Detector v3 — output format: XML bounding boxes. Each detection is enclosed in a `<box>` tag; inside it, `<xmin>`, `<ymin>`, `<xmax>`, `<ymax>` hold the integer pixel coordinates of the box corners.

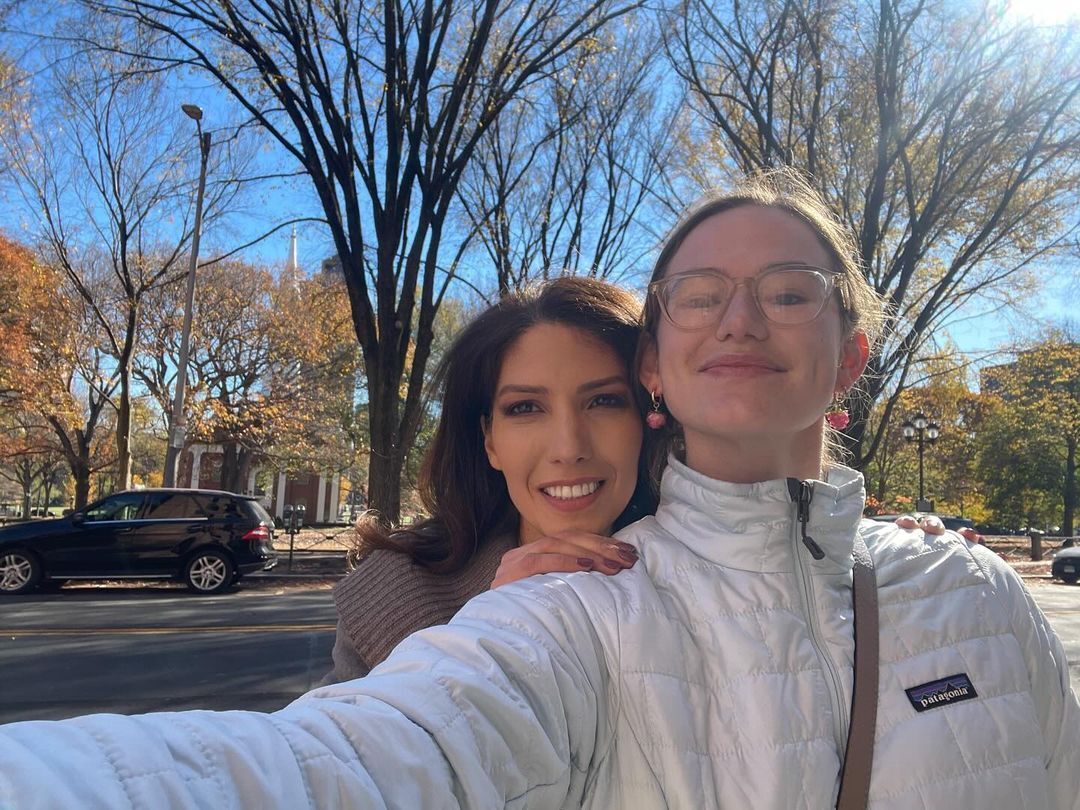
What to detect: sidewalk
<box><xmin>246</xmin><ymin>550</ymin><xmax>349</xmax><ymax>584</ymax></box>
<box><xmin>246</xmin><ymin>544</ymin><xmax>1064</xmax><ymax>585</ymax></box>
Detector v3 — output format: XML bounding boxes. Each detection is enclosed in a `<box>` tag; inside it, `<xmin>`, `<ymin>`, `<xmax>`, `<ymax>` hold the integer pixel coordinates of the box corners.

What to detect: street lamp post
<box><xmin>163</xmin><ymin>104</ymin><xmax>211</xmax><ymax>488</ymax></box>
<box><xmin>902</xmin><ymin>412</ymin><xmax>940</xmax><ymax>512</ymax></box>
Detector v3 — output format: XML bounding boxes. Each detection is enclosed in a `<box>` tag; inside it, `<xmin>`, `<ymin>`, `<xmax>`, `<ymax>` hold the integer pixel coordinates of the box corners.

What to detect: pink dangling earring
<box><xmin>825</xmin><ymin>391</ymin><xmax>850</xmax><ymax>429</ymax></box>
<box><xmin>646</xmin><ymin>390</ymin><xmax>667</xmax><ymax>429</ymax></box>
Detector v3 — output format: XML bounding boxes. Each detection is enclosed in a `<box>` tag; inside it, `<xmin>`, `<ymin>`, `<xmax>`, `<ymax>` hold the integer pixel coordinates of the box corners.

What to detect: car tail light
<box><xmin>242</xmin><ymin>525</ymin><xmax>270</xmax><ymax>550</ymax></box>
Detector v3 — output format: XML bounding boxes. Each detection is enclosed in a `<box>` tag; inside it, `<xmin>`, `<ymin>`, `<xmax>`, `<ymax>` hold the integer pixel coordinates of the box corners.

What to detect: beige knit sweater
<box><xmin>322</xmin><ymin>534</ymin><xmax>515</xmax><ymax>683</ymax></box>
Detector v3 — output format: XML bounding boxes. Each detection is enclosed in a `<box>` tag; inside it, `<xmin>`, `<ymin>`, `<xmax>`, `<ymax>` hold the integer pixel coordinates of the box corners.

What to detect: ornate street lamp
<box><xmin>902</xmin><ymin>412</ymin><xmax>940</xmax><ymax>511</ymax></box>
<box><xmin>163</xmin><ymin>104</ymin><xmax>211</xmax><ymax>487</ymax></box>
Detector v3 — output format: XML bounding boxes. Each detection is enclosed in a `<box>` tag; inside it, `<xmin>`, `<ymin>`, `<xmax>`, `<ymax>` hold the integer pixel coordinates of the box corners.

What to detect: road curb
<box><xmin>246</xmin><ymin>572</ymin><xmax>345</xmax><ymax>583</ymax></box>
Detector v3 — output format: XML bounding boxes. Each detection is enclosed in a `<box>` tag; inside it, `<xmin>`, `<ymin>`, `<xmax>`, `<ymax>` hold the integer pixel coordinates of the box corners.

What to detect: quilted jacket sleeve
<box><xmin>968</xmin><ymin>543</ymin><xmax>1080</xmax><ymax>810</ymax></box>
<box><xmin>0</xmin><ymin>575</ymin><xmax>611</xmax><ymax>810</ymax></box>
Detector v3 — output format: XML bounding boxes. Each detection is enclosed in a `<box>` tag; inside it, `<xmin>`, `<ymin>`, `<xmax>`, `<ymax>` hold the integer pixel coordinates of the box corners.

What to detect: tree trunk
<box><xmin>1064</xmin><ymin>435</ymin><xmax>1076</xmax><ymax>538</ymax></box>
<box><xmin>220</xmin><ymin>443</ymin><xmax>238</xmax><ymax>493</ymax></box>
<box><xmin>116</xmin><ymin>375</ymin><xmax>132</xmax><ymax>490</ymax></box>
<box><xmin>219</xmin><ymin>443</ymin><xmax>252</xmax><ymax>494</ymax></box>
<box><xmin>236</xmin><ymin>448</ymin><xmax>253</xmax><ymax>494</ymax></box>
<box><xmin>73</xmin><ymin>468</ymin><xmax>91</xmax><ymax>509</ymax></box>
<box><xmin>115</xmin><ymin>311</ymin><xmax>136</xmax><ymax>490</ymax></box>
<box><xmin>21</xmin><ymin>485</ymin><xmax>32</xmax><ymax>520</ymax></box>
<box><xmin>70</xmin><ymin>453</ymin><xmax>92</xmax><ymax>509</ymax></box>
<box><xmin>367</xmin><ymin>444</ymin><xmax>403</xmax><ymax>525</ymax></box>
<box><xmin>365</xmin><ymin>364</ymin><xmax>404</xmax><ymax>523</ymax></box>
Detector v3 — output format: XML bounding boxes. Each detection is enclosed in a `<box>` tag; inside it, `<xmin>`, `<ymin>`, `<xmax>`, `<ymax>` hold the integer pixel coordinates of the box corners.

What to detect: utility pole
<box><xmin>163</xmin><ymin>104</ymin><xmax>211</xmax><ymax>487</ymax></box>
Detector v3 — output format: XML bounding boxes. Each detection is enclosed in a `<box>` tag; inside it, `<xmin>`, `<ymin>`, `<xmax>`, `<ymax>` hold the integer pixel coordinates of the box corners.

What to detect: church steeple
<box><xmin>283</xmin><ymin>226</ymin><xmax>302</xmax><ymax>290</ymax></box>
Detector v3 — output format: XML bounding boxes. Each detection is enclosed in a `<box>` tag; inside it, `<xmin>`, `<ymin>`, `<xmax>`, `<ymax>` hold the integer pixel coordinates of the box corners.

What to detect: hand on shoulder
<box><xmin>894</xmin><ymin>514</ymin><xmax>982</xmax><ymax>543</ymax></box>
<box><xmin>491</xmin><ymin>530</ymin><xmax>639</xmax><ymax>589</ymax></box>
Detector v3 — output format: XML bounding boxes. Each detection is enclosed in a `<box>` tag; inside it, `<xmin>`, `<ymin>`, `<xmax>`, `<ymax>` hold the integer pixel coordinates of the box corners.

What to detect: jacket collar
<box><xmin>652</xmin><ymin>455</ymin><xmax>866</xmax><ymax>574</ymax></box>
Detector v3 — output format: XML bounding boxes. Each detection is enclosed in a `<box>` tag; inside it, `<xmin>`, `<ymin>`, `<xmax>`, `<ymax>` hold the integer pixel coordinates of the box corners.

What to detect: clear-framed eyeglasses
<box><xmin>649</xmin><ymin>264</ymin><xmax>840</xmax><ymax>330</ymax></box>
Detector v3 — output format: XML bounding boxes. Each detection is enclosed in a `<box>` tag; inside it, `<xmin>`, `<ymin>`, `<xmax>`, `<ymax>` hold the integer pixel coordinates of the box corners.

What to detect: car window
<box><xmin>199</xmin><ymin>494</ymin><xmax>243</xmax><ymax>519</ymax></box>
<box><xmin>83</xmin><ymin>493</ymin><xmax>145</xmax><ymax>522</ymax></box>
<box><xmin>244</xmin><ymin>499</ymin><xmax>274</xmax><ymax>525</ymax></box>
<box><xmin>142</xmin><ymin>493</ymin><xmax>205</xmax><ymax>520</ymax></box>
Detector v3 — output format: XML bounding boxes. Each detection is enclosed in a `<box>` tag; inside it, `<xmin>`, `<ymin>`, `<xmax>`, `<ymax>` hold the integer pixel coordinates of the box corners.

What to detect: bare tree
<box><xmin>82</xmin><ymin>0</ymin><xmax>645</xmax><ymax>521</ymax></box>
<box><xmin>0</xmin><ymin>18</ymin><xmax>245</xmax><ymax>490</ymax></box>
<box><xmin>43</xmin><ymin>337</ymin><xmax>119</xmax><ymax>509</ymax></box>
<box><xmin>669</xmin><ymin>0</ymin><xmax>1080</xmax><ymax>466</ymax></box>
<box><xmin>457</xmin><ymin>16</ymin><xmax>680</xmax><ymax>295</ymax></box>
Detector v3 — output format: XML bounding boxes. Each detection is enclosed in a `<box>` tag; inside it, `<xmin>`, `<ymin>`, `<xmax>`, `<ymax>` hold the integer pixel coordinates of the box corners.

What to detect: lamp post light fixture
<box><xmin>901</xmin><ymin>412</ymin><xmax>940</xmax><ymax>512</ymax></box>
<box><xmin>162</xmin><ymin>103</ymin><xmax>212</xmax><ymax>488</ymax></box>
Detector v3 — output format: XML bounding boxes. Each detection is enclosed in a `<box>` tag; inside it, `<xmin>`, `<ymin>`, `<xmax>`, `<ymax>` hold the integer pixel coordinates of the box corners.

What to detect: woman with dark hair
<box><xmin>324</xmin><ymin>276</ymin><xmax>657</xmax><ymax>679</ymax></box>
<box><xmin>2</xmin><ymin>174</ymin><xmax>1075</xmax><ymax>809</ymax></box>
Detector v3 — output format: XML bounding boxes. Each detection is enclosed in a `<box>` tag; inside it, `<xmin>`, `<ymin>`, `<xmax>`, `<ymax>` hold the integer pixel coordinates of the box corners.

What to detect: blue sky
<box><xmin>2</xmin><ymin>0</ymin><xmax>1076</xmax><ymax>382</ymax></box>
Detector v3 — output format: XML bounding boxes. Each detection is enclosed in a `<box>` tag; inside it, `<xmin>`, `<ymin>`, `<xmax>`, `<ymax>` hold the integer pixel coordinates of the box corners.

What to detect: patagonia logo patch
<box><xmin>905</xmin><ymin>673</ymin><xmax>978</xmax><ymax>713</ymax></box>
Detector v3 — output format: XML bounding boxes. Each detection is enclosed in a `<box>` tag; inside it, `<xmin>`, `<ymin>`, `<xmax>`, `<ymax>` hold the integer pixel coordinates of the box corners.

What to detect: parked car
<box><xmin>866</xmin><ymin>513</ymin><xmax>975</xmax><ymax>533</ymax></box>
<box><xmin>0</xmin><ymin>489</ymin><xmax>277</xmax><ymax>595</ymax></box>
<box><xmin>1051</xmin><ymin>546</ymin><xmax>1080</xmax><ymax>585</ymax></box>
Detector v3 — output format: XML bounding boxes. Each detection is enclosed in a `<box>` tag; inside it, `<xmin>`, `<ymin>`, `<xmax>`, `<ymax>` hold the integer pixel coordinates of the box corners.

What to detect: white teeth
<box><xmin>543</xmin><ymin>481</ymin><xmax>600</xmax><ymax>499</ymax></box>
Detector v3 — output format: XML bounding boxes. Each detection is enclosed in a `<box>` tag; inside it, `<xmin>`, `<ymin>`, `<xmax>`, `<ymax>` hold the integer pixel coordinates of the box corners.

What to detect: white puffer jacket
<box><xmin>1</xmin><ymin>461</ymin><xmax>1077</xmax><ymax>809</ymax></box>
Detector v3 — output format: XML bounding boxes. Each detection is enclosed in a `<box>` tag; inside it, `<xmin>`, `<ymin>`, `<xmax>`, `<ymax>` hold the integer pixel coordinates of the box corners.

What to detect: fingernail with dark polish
<box><xmin>603</xmin><ymin>558</ymin><xmax>621</xmax><ymax>570</ymax></box>
<box><xmin>616</xmin><ymin>548</ymin><xmax>638</xmax><ymax>563</ymax></box>
<box><xmin>615</xmin><ymin>542</ymin><xmax>638</xmax><ymax>556</ymax></box>
<box><xmin>578</xmin><ymin>557</ymin><xmax>594</xmax><ymax>568</ymax></box>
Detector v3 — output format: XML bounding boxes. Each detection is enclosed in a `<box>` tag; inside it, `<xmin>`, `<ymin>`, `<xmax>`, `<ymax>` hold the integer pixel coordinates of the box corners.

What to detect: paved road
<box><xmin>1027</xmin><ymin>580</ymin><xmax>1080</xmax><ymax>686</ymax></box>
<box><xmin>0</xmin><ymin>584</ymin><xmax>338</xmax><ymax>724</ymax></box>
<box><xmin>1</xmin><ymin>579</ymin><xmax>1077</xmax><ymax>726</ymax></box>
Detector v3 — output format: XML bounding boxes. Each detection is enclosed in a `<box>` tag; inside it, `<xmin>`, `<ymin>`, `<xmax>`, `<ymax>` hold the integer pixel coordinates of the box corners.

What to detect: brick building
<box><xmin>177</xmin><ymin>444</ymin><xmax>343</xmax><ymax>524</ymax></box>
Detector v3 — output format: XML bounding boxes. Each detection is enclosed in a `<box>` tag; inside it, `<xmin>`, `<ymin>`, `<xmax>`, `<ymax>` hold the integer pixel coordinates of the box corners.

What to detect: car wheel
<box><xmin>184</xmin><ymin>549</ymin><xmax>235</xmax><ymax>594</ymax></box>
<box><xmin>0</xmin><ymin>550</ymin><xmax>42</xmax><ymax>595</ymax></box>
<box><xmin>1060</xmin><ymin>571</ymin><xmax>1079</xmax><ymax>585</ymax></box>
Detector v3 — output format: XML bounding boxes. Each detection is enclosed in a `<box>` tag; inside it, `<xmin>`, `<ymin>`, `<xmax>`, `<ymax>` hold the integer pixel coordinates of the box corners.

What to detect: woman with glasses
<box><xmin>2</xmin><ymin>171</ymin><xmax>1076</xmax><ymax>809</ymax></box>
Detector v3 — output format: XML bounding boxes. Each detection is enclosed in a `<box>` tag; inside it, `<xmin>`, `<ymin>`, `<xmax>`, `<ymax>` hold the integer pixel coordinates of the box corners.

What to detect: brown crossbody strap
<box><xmin>836</xmin><ymin>534</ymin><xmax>878</xmax><ymax>810</ymax></box>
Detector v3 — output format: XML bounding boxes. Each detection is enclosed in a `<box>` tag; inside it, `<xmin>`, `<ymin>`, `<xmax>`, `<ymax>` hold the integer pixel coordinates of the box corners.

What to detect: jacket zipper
<box><xmin>787</xmin><ymin>478</ymin><xmax>849</xmax><ymax>760</ymax></box>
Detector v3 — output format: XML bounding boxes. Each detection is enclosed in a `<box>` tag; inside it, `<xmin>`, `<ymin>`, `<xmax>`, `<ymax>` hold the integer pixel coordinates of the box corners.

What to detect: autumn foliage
<box><xmin>978</xmin><ymin>339</ymin><xmax>1080</xmax><ymax>536</ymax></box>
<box><xmin>135</xmin><ymin>259</ymin><xmax>363</xmax><ymax>494</ymax></box>
<box><xmin>0</xmin><ymin>235</ymin><xmax>59</xmax><ymax>408</ymax></box>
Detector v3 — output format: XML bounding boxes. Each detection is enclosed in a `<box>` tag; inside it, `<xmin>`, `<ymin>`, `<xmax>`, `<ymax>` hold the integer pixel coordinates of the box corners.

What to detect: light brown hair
<box><xmin>637</xmin><ymin>168</ymin><xmax>886</xmax><ymax>477</ymax></box>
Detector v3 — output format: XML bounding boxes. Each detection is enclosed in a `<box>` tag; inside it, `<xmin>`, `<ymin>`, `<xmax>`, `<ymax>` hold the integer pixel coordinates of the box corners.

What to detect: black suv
<box><xmin>0</xmin><ymin>489</ymin><xmax>277</xmax><ymax>595</ymax></box>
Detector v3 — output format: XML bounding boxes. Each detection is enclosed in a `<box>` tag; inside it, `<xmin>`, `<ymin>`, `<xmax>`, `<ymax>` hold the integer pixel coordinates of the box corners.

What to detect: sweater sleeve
<box><xmin>327</xmin><ymin>538</ymin><xmax>510</xmax><ymax>679</ymax></box>
<box><xmin>318</xmin><ymin>624</ymin><xmax>371</xmax><ymax>685</ymax></box>
<box><xmin>0</xmin><ymin>574</ymin><xmax>610</xmax><ymax>810</ymax></box>
<box><xmin>967</xmin><ymin>543</ymin><xmax>1080</xmax><ymax>810</ymax></box>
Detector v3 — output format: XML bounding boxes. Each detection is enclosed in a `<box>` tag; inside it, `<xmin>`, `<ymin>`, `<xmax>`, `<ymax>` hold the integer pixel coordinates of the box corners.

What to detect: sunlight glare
<box><xmin>1003</xmin><ymin>0</ymin><xmax>1080</xmax><ymax>26</ymax></box>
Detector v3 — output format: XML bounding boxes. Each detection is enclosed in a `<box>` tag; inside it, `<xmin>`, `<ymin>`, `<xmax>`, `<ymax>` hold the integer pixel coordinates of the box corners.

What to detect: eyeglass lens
<box><xmin>661</xmin><ymin>268</ymin><xmax>831</xmax><ymax>328</ymax></box>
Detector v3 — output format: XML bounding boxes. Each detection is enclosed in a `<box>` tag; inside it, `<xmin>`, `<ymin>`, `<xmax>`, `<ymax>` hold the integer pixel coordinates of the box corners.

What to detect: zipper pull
<box><xmin>796</xmin><ymin>480</ymin><xmax>825</xmax><ymax>560</ymax></box>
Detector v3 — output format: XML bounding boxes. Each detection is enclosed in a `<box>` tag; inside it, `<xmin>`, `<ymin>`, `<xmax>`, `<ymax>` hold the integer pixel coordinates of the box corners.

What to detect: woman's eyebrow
<box><xmin>670</xmin><ymin>261</ymin><xmax>819</xmax><ymax>275</ymax></box>
<box><xmin>495</xmin><ymin>376</ymin><xmax>627</xmax><ymax>399</ymax></box>
<box><xmin>578</xmin><ymin>375</ymin><xmax>628</xmax><ymax>393</ymax></box>
<box><xmin>494</xmin><ymin>384</ymin><xmax>545</xmax><ymax>398</ymax></box>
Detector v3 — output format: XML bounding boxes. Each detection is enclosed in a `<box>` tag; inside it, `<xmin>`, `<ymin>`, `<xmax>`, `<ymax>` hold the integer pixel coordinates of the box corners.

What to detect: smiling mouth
<box><xmin>541</xmin><ymin>481</ymin><xmax>602</xmax><ymax>500</ymax></box>
<box><xmin>700</xmin><ymin>357</ymin><xmax>783</xmax><ymax>373</ymax></box>
<box><xmin>699</xmin><ymin>360</ymin><xmax>786</xmax><ymax>379</ymax></box>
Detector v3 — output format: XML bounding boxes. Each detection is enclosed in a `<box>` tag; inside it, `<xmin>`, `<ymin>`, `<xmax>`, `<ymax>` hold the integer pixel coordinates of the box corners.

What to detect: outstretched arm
<box><xmin>0</xmin><ymin>576</ymin><xmax>612</xmax><ymax>810</ymax></box>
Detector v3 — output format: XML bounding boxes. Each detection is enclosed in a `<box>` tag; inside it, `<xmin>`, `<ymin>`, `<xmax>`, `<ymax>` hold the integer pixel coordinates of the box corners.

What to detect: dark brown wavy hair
<box><xmin>356</xmin><ymin>276</ymin><xmax>656</xmax><ymax>574</ymax></box>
